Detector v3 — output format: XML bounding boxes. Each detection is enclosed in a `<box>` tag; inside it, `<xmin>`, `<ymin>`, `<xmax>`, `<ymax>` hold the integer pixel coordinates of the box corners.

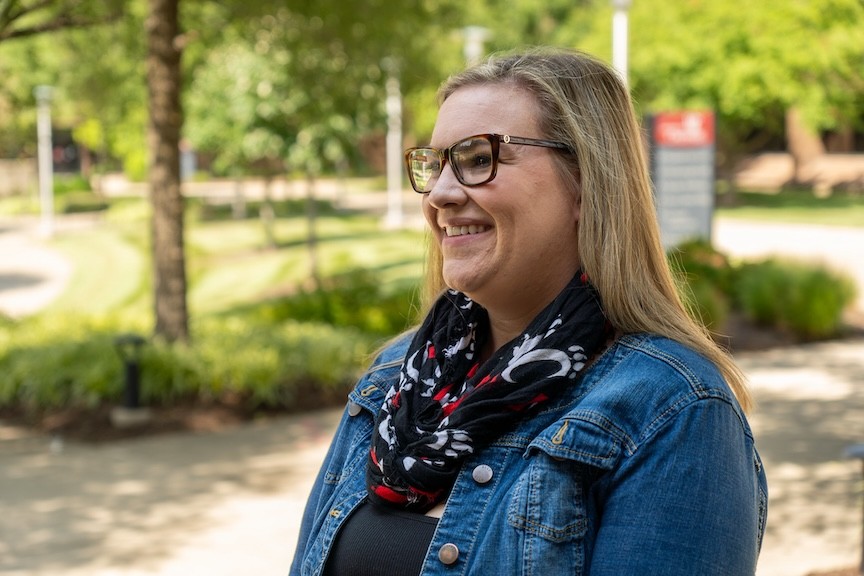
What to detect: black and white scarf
<box><xmin>366</xmin><ymin>272</ymin><xmax>609</xmax><ymax>512</ymax></box>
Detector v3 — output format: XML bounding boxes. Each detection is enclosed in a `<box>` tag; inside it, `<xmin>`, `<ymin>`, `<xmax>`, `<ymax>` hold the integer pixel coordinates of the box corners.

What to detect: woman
<box><xmin>290</xmin><ymin>48</ymin><xmax>767</xmax><ymax>576</ymax></box>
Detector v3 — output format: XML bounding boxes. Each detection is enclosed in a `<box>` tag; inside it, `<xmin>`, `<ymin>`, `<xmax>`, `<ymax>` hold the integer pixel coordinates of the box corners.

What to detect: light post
<box><xmin>383</xmin><ymin>58</ymin><xmax>404</xmax><ymax>229</ymax></box>
<box><xmin>462</xmin><ymin>26</ymin><xmax>490</xmax><ymax>66</ymax></box>
<box><xmin>34</xmin><ymin>85</ymin><xmax>55</xmax><ymax>238</ymax></box>
<box><xmin>611</xmin><ymin>0</ymin><xmax>632</xmax><ymax>86</ymax></box>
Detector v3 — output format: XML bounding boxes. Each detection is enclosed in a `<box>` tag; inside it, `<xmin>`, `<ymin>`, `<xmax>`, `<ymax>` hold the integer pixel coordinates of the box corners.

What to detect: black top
<box><xmin>322</xmin><ymin>499</ymin><xmax>439</xmax><ymax>576</ymax></box>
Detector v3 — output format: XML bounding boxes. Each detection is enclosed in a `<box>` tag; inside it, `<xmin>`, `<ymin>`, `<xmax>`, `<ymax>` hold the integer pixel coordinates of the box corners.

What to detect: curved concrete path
<box><xmin>0</xmin><ymin>218</ymin><xmax>73</xmax><ymax>318</ymax></box>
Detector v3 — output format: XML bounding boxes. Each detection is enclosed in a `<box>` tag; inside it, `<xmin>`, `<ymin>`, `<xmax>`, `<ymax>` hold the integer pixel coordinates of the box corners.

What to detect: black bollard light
<box><xmin>114</xmin><ymin>333</ymin><xmax>147</xmax><ymax>409</ymax></box>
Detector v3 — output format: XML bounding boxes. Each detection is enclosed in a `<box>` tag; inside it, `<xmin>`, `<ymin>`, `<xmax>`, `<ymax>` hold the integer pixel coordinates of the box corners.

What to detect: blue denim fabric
<box><xmin>290</xmin><ymin>333</ymin><xmax>768</xmax><ymax>576</ymax></box>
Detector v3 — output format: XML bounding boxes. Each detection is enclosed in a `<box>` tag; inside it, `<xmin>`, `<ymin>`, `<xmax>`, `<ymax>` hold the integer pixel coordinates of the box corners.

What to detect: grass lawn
<box><xmin>12</xmin><ymin>195</ymin><xmax>428</xmax><ymax>319</ymax></box>
<box><xmin>716</xmin><ymin>189</ymin><xmax>864</xmax><ymax>227</ymax></box>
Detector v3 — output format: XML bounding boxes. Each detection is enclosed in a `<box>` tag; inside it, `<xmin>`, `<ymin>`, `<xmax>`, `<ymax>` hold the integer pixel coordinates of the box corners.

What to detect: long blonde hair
<box><xmin>422</xmin><ymin>48</ymin><xmax>752</xmax><ymax>412</ymax></box>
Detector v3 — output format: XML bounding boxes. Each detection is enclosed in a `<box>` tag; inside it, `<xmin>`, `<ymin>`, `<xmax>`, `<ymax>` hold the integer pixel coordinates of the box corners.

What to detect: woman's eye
<box><xmin>465</xmin><ymin>152</ymin><xmax>492</xmax><ymax>171</ymax></box>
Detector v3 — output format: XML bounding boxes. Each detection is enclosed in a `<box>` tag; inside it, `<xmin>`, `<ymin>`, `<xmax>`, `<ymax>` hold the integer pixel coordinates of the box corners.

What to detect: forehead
<box><xmin>431</xmin><ymin>84</ymin><xmax>541</xmax><ymax>147</ymax></box>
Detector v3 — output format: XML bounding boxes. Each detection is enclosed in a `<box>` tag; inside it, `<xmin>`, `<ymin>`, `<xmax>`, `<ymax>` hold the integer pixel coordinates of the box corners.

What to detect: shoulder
<box><xmin>602</xmin><ymin>333</ymin><xmax>732</xmax><ymax>397</ymax></box>
<box><xmin>347</xmin><ymin>331</ymin><xmax>413</xmax><ymax>411</ymax></box>
<box><xmin>550</xmin><ymin>333</ymin><xmax>749</xmax><ymax>459</ymax></box>
<box><xmin>364</xmin><ymin>331</ymin><xmax>413</xmax><ymax>380</ymax></box>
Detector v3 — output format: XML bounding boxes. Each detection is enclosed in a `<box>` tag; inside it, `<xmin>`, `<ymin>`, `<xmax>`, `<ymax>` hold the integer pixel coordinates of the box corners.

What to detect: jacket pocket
<box><xmin>504</xmin><ymin>413</ymin><xmax>624</xmax><ymax>576</ymax></box>
<box><xmin>507</xmin><ymin>450</ymin><xmax>589</xmax><ymax>542</ymax></box>
<box><xmin>506</xmin><ymin>451</ymin><xmax>589</xmax><ymax>576</ymax></box>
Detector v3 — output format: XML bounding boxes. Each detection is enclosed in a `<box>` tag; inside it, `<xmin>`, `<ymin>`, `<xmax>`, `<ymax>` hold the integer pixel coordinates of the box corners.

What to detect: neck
<box><xmin>485</xmin><ymin>303</ymin><xmax>548</xmax><ymax>355</ymax></box>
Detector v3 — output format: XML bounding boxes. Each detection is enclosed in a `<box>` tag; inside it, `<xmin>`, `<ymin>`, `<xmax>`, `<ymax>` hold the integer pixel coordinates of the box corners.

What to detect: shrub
<box><xmin>245</xmin><ymin>268</ymin><xmax>420</xmax><ymax>336</ymax></box>
<box><xmin>735</xmin><ymin>259</ymin><xmax>857</xmax><ymax>339</ymax></box>
<box><xmin>679</xmin><ymin>275</ymin><xmax>730</xmax><ymax>332</ymax></box>
<box><xmin>0</xmin><ymin>313</ymin><xmax>377</xmax><ymax>414</ymax></box>
<box><xmin>53</xmin><ymin>174</ymin><xmax>92</xmax><ymax>195</ymax></box>
<box><xmin>59</xmin><ymin>191</ymin><xmax>110</xmax><ymax>214</ymax></box>
<box><xmin>0</xmin><ymin>315</ymin><xmax>130</xmax><ymax>410</ymax></box>
<box><xmin>669</xmin><ymin>239</ymin><xmax>736</xmax><ymax>297</ymax></box>
<box><xmin>668</xmin><ymin>239</ymin><xmax>733</xmax><ymax>331</ymax></box>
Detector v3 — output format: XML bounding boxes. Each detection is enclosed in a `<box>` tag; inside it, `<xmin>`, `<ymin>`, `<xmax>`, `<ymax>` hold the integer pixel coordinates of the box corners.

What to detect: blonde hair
<box><xmin>422</xmin><ymin>47</ymin><xmax>752</xmax><ymax>412</ymax></box>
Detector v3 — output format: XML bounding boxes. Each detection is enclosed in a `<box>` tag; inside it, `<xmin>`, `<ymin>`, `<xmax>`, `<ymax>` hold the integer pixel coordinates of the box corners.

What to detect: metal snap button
<box><xmin>438</xmin><ymin>542</ymin><xmax>459</xmax><ymax>565</ymax></box>
<box><xmin>471</xmin><ymin>464</ymin><xmax>493</xmax><ymax>484</ymax></box>
<box><xmin>347</xmin><ymin>401</ymin><xmax>362</xmax><ymax>417</ymax></box>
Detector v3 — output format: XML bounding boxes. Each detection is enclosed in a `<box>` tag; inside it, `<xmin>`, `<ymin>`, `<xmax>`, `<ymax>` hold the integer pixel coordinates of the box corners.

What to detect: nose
<box><xmin>425</xmin><ymin>162</ymin><xmax>469</xmax><ymax>209</ymax></box>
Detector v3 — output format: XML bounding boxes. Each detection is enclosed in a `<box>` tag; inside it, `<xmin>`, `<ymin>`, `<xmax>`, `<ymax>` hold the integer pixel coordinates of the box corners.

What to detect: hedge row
<box><xmin>671</xmin><ymin>240</ymin><xmax>857</xmax><ymax>340</ymax></box>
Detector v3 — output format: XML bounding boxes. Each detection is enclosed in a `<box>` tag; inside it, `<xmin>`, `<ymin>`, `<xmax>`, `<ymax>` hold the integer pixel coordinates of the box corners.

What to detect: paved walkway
<box><xmin>0</xmin><ymin>218</ymin><xmax>73</xmax><ymax>318</ymax></box>
<box><xmin>1</xmin><ymin>213</ymin><xmax>863</xmax><ymax>575</ymax></box>
<box><xmin>1</xmin><ymin>338</ymin><xmax>862</xmax><ymax>576</ymax></box>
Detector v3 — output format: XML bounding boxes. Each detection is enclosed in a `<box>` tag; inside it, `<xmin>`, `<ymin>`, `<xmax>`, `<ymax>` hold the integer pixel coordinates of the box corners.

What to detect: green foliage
<box><xmin>669</xmin><ymin>239</ymin><xmax>736</xmax><ymax>297</ymax></box>
<box><xmin>625</xmin><ymin>0</ymin><xmax>864</xmax><ymax>164</ymax></box>
<box><xmin>669</xmin><ymin>240</ymin><xmax>857</xmax><ymax>340</ymax></box>
<box><xmin>190</xmin><ymin>197</ymin><xmax>345</xmax><ymax>222</ymax></box>
<box><xmin>0</xmin><ymin>313</ymin><xmax>373</xmax><ymax>413</ymax></box>
<box><xmin>58</xmin><ymin>192</ymin><xmax>109</xmax><ymax>214</ymax></box>
<box><xmin>4</xmin><ymin>0</ymin><xmax>863</xmax><ymax>181</ymax></box>
<box><xmin>735</xmin><ymin>259</ymin><xmax>857</xmax><ymax>339</ymax></box>
<box><xmin>669</xmin><ymin>239</ymin><xmax>733</xmax><ymax>331</ymax></box>
<box><xmin>140</xmin><ymin>317</ymin><xmax>372</xmax><ymax>409</ymax></box>
<box><xmin>243</xmin><ymin>269</ymin><xmax>420</xmax><ymax>337</ymax></box>
<box><xmin>184</xmin><ymin>1</ymin><xmax>458</xmax><ymax>178</ymax></box>
<box><xmin>0</xmin><ymin>0</ymin><xmax>125</xmax><ymax>42</ymax></box>
<box><xmin>53</xmin><ymin>174</ymin><xmax>92</xmax><ymax>195</ymax></box>
<box><xmin>0</xmin><ymin>314</ymin><xmax>135</xmax><ymax>410</ymax></box>
<box><xmin>0</xmin><ymin>194</ymin><xmax>424</xmax><ymax>414</ymax></box>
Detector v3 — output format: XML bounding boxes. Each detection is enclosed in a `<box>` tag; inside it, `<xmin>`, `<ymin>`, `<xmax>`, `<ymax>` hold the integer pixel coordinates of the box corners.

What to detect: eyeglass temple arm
<box><xmin>499</xmin><ymin>134</ymin><xmax>572</xmax><ymax>152</ymax></box>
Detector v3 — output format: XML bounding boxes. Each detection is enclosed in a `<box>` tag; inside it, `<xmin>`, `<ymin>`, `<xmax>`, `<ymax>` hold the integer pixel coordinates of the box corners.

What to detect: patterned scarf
<box><xmin>366</xmin><ymin>272</ymin><xmax>609</xmax><ymax>512</ymax></box>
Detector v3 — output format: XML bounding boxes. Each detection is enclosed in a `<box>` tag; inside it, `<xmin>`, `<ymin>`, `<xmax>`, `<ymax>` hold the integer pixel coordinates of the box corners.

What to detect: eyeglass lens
<box><xmin>407</xmin><ymin>136</ymin><xmax>496</xmax><ymax>193</ymax></box>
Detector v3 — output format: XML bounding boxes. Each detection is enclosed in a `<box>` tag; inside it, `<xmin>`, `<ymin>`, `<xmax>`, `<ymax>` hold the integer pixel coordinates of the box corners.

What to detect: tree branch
<box><xmin>0</xmin><ymin>0</ymin><xmax>120</xmax><ymax>43</ymax></box>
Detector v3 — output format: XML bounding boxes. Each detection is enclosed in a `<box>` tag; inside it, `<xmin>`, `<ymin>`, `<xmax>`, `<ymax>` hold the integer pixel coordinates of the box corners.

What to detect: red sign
<box><xmin>653</xmin><ymin>111</ymin><xmax>715</xmax><ymax>147</ymax></box>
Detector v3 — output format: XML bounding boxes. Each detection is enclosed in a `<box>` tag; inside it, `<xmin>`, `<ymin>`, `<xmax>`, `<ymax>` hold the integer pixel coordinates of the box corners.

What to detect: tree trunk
<box><xmin>146</xmin><ymin>0</ymin><xmax>188</xmax><ymax>342</ymax></box>
<box><xmin>786</xmin><ymin>107</ymin><xmax>825</xmax><ymax>184</ymax></box>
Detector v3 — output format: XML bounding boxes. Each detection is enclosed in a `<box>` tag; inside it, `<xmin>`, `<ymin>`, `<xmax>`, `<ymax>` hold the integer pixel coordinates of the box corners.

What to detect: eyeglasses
<box><xmin>404</xmin><ymin>133</ymin><xmax>573</xmax><ymax>194</ymax></box>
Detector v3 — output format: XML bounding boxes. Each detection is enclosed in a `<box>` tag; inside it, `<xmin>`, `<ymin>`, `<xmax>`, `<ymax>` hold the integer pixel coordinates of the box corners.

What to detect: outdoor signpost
<box><xmin>649</xmin><ymin>110</ymin><xmax>716</xmax><ymax>249</ymax></box>
<box><xmin>34</xmin><ymin>85</ymin><xmax>55</xmax><ymax>238</ymax></box>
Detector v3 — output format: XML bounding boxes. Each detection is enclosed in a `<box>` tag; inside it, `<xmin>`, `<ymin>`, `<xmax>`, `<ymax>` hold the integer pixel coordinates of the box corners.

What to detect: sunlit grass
<box><xmin>717</xmin><ymin>189</ymin><xmax>864</xmax><ymax>227</ymax></box>
<box><xmin>44</xmin><ymin>227</ymin><xmax>149</xmax><ymax>316</ymax></box>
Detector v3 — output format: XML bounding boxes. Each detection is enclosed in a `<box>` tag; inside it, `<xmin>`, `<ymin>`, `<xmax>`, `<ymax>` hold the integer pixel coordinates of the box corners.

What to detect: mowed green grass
<box><xmin>717</xmin><ymin>189</ymin><xmax>864</xmax><ymax>227</ymax></box>
<box><xmin>37</xmin><ymin>201</ymin><xmax>427</xmax><ymax>318</ymax></box>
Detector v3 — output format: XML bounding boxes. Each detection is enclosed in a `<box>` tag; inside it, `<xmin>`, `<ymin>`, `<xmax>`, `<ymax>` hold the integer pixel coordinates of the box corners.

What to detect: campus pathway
<box><xmin>1</xmin><ymin>212</ymin><xmax>863</xmax><ymax>575</ymax></box>
<box><xmin>1</xmin><ymin>338</ymin><xmax>863</xmax><ymax>576</ymax></box>
<box><xmin>0</xmin><ymin>218</ymin><xmax>72</xmax><ymax>318</ymax></box>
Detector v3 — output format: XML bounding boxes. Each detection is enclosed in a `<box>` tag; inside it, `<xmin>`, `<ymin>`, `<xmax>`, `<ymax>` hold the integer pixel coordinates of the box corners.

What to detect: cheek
<box><xmin>421</xmin><ymin>198</ymin><xmax>437</xmax><ymax>229</ymax></box>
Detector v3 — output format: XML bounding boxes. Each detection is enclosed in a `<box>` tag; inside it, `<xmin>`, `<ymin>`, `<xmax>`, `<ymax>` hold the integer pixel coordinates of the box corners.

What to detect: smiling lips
<box><xmin>444</xmin><ymin>225</ymin><xmax>490</xmax><ymax>237</ymax></box>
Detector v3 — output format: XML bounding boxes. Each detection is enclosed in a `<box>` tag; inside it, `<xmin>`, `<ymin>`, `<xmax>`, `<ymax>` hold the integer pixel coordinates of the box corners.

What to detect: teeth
<box><xmin>445</xmin><ymin>225</ymin><xmax>489</xmax><ymax>237</ymax></box>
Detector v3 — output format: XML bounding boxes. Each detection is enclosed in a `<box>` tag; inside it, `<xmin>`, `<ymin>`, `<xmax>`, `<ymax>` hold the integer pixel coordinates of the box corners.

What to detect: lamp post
<box><xmin>34</xmin><ymin>85</ymin><xmax>55</xmax><ymax>238</ymax></box>
<box><xmin>462</xmin><ymin>26</ymin><xmax>490</xmax><ymax>66</ymax></box>
<box><xmin>611</xmin><ymin>0</ymin><xmax>632</xmax><ymax>86</ymax></box>
<box><xmin>383</xmin><ymin>58</ymin><xmax>404</xmax><ymax>229</ymax></box>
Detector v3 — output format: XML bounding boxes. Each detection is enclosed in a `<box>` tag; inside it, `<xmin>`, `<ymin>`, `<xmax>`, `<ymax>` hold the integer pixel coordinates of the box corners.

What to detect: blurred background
<box><xmin>1</xmin><ymin>1</ymin><xmax>863</xmax><ymax>575</ymax></box>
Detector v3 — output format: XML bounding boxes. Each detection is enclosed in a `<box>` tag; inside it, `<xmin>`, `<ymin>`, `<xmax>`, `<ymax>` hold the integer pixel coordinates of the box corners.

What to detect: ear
<box><xmin>571</xmin><ymin>189</ymin><xmax>582</xmax><ymax>225</ymax></box>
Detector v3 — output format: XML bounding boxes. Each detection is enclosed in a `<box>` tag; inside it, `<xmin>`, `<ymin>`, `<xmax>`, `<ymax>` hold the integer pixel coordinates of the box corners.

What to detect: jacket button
<box><xmin>347</xmin><ymin>401</ymin><xmax>362</xmax><ymax>417</ymax></box>
<box><xmin>471</xmin><ymin>464</ymin><xmax>493</xmax><ymax>484</ymax></box>
<box><xmin>438</xmin><ymin>543</ymin><xmax>459</xmax><ymax>565</ymax></box>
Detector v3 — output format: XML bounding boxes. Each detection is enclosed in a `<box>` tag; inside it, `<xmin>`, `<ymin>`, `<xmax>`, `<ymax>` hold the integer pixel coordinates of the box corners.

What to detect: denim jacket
<box><xmin>290</xmin><ymin>333</ymin><xmax>768</xmax><ymax>576</ymax></box>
